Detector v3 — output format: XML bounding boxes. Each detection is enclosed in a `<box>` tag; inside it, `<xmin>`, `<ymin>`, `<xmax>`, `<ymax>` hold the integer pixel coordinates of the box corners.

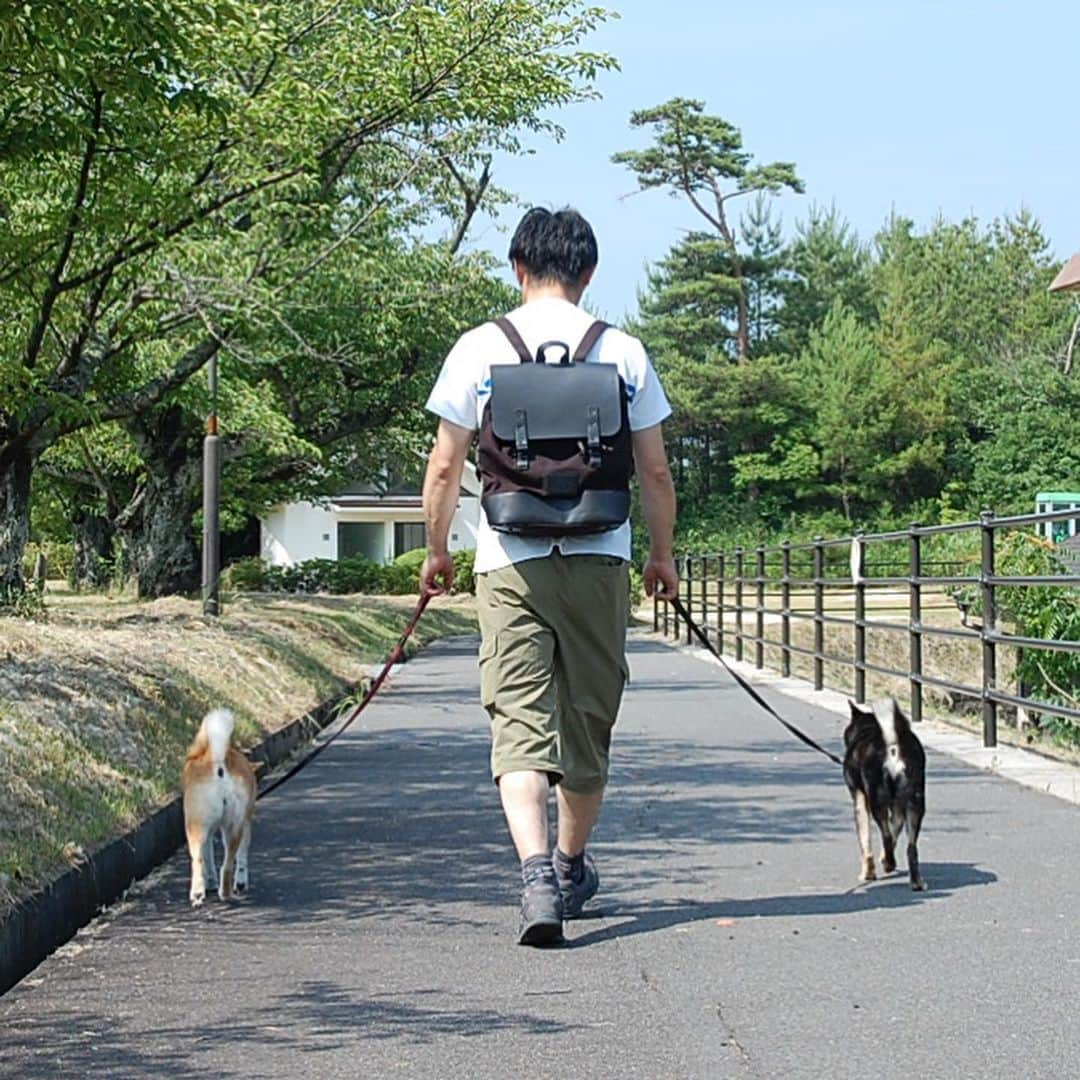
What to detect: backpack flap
<box><xmin>489</xmin><ymin>363</ymin><xmax>624</xmax><ymax>442</ymax></box>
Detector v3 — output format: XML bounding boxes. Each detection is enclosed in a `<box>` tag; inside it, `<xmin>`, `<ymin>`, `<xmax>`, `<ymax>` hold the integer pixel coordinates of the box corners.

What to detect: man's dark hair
<box><xmin>508</xmin><ymin>207</ymin><xmax>598</xmax><ymax>287</ymax></box>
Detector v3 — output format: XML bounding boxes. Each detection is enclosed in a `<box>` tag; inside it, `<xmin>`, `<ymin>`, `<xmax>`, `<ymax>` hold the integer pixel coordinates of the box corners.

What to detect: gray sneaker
<box><xmin>518</xmin><ymin>876</ymin><xmax>564</xmax><ymax>946</ymax></box>
<box><xmin>556</xmin><ymin>852</ymin><xmax>599</xmax><ymax>918</ymax></box>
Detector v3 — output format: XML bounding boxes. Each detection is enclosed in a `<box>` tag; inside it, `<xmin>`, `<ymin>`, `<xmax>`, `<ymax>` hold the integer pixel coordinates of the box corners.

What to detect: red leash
<box><xmin>256</xmin><ymin>592</ymin><xmax>433</xmax><ymax>800</ymax></box>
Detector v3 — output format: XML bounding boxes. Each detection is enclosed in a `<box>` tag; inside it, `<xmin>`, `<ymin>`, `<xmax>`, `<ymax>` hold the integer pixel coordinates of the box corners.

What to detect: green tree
<box><xmin>0</xmin><ymin>0</ymin><xmax>615</xmax><ymax>599</ymax></box>
<box><xmin>872</xmin><ymin>212</ymin><xmax>1073</xmax><ymax>515</ymax></box>
<box><xmin>796</xmin><ymin>304</ymin><xmax>947</xmax><ymax>522</ymax></box>
<box><xmin>38</xmin><ymin>237</ymin><xmax>515</xmax><ymax>595</ymax></box>
<box><xmin>632</xmin><ymin>232</ymin><xmax>739</xmax><ymax>361</ymax></box>
<box><xmin>741</xmin><ymin>193</ymin><xmax>786</xmax><ymax>353</ymax></box>
<box><xmin>873</xmin><ymin>212</ymin><xmax>1069</xmax><ymax>369</ymax></box>
<box><xmin>631</xmin><ymin>227</ymin><xmax>802</xmax><ymax>524</ymax></box>
<box><xmin>777</xmin><ymin>204</ymin><xmax>874</xmax><ymax>356</ymax></box>
<box><xmin>613</xmin><ymin>97</ymin><xmax>803</xmax><ymax>362</ymax></box>
<box><xmin>960</xmin><ymin>354</ymin><xmax>1080</xmax><ymax>514</ymax></box>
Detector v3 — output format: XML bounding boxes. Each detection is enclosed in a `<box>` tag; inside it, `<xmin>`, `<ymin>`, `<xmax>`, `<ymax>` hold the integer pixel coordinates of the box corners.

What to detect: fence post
<box><xmin>685</xmin><ymin>553</ymin><xmax>694</xmax><ymax>646</ymax></box>
<box><xmin>701</xmin><ymin>554</ymin><xmax>710</xmax><ymax>647</ymax></box>
<box><xmin>813</xmin><ymin>537</ymin><xmax>824</xmax><ymax>691</ymax></box>
<box><xmin>908</xmin><ymin>523</ymin><xmax>923</xmax><ymax>724</ymax></box>
<box><xmin>734</xmin><ymin>547</ymin><xmax>745</xmax><ymax>662</ymax></box>
<box><xmin>781</xmin><ymin>540</ymin><xmax>791</xmax><ymax>677</ymax></box>
<box><xmin>755</xmin><ymin>544</ymin><xmax>766</xmax><ymax>669</ymax></box>
<box><xmin>980</xmin><ymin>509</ymin><xmax>998</xmax><ymax>747</ymax></box>
<box><xmin>717</xmin><ymin>551</ymin><xmax>726</xmax><ymax>656</ymax></box>
<box><xmin>853</xmin><ymin>533</ymin><xmax>866</xmax><ymax>703</ymax></box>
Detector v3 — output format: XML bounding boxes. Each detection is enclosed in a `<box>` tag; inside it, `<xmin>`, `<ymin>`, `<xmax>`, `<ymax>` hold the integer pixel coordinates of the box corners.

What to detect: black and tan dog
<box><xmin>843</xmin><ymin>698</ymin><xmax>926</xmax><ymax>891</ymax></box>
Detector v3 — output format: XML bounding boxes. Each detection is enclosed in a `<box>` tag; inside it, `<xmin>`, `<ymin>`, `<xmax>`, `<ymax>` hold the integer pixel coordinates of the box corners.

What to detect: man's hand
<box><xmin>643</xmin><ymin>553</ymin><xmax>679</xmax><ymax>601</ymax></box>
<box><xmin>422</xmin><ymin>419</ymin><xmax>472</xmax><ymax>596</ymax></box>
<box><xmin>421</xmin><ymin>551</ymin><xmax>455</xmax><ymax>596</ymax></box>
<box><xmin>632</xmin><ymin>424</ymin><xmax>677</xmax><ymax>601</ymax></box>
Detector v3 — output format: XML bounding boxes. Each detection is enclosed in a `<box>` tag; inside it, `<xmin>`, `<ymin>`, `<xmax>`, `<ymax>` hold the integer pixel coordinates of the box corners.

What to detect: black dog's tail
<box><xmin>871</xmin><ymin>698</ymin><xmax>913</xmax><ymax>776</ymax></box>
<box><xmin>847</xmin><ymin>698</ymin><xmax>912</xmax><ymax>754</ymax></box>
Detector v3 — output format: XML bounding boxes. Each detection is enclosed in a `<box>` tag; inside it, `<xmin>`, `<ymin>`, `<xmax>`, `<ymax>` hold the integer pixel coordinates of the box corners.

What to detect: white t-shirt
<box><xmin>425</xmin><ymin>296</ymin><xmax>672</xmax><ymax>573</ymax></box>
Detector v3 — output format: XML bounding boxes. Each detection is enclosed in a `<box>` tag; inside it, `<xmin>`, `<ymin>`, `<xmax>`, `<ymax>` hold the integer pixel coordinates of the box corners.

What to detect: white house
<box><xmin>260</xmin><ymin>463</ymin><xmax>481</xmax><ymax>567</ymax></box>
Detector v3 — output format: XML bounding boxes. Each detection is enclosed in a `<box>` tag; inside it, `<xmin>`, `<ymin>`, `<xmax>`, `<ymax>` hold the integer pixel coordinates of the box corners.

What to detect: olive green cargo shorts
<box><xmin>476</xmin><ymin>551</ymin><xmax>630</xmax><ymax>793</ymax></box>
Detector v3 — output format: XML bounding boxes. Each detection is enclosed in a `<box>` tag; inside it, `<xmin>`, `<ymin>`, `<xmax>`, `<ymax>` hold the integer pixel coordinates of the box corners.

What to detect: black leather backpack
<box><xmin>476</xmin><ymin>317</ymin><xmax>633</xmax><ymax>537</ymax></box>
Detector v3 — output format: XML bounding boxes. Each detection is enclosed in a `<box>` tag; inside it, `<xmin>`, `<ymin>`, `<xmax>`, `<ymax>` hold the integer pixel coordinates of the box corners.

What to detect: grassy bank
<box><xmin>0</xmin><ymin>591</ymin><xmax>476</xmax><ymax>913</ymax></box>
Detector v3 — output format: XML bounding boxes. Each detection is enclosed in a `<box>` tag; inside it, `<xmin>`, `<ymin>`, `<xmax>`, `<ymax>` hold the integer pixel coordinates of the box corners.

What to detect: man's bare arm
<box><xmin>632</xmin><ymin>422</ymin><xmax>679</xmax><ymax>599</ymax></box>
<box><xmin>420</xmin><ymin>418</ymin><xmax>474</xmax><ymax>594</ymax></box>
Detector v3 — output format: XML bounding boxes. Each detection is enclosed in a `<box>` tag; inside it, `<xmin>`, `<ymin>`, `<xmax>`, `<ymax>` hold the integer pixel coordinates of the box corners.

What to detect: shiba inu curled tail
<box><xmin>181</xmin><ymin>709</ymin><xmax>257</xmax><ymax>906</ymax></box>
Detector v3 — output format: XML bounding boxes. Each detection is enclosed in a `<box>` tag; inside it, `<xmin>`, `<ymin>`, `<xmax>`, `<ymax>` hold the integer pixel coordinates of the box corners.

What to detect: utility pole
<box><xmin>201</xmin><ymin>353</ymin><xmax>221</xmax><ymax>616</ymax></box>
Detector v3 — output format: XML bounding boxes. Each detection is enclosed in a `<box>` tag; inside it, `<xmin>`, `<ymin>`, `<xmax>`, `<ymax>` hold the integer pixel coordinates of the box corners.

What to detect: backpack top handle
<box><xmin>533</xmin><ymin>340</ymin><xmax>572</xmax><ymax>365</ymax></box>
<box><xmin>493</xmin><ymin>317</ymin><xmax>610</xmax><ymax>366</ymax></box>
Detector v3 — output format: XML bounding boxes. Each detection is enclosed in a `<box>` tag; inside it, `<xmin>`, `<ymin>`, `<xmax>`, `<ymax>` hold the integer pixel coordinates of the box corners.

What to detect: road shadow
<box><xmin>259</xmin><ymin>977</ymin><xmax>583</xmax><ymax>1043</ymax></box>
<box><xmin>113</xmin><ymin>714</ymin><xmax>993</xmax><ymax>940</ymax></box>
<box><xmin>567</xmin><ymin>861</ymin><xmax>998</xmax><ymax>948</ymax></box>
<box><xmin>0</xmin><ymin>634</ymin><xmax>1015</xmax><ymax>1075</ymax></box>
<box><xmin>3</xmin><ymin>977</ymin><xmax>582</xmax><ymax>1080</ymax></box>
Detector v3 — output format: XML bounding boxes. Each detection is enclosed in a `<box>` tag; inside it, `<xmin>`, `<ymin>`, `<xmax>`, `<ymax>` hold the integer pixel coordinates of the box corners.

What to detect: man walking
<box><xmin>421</xmin><ymin>207</ymin><xmax>678</xmax><ymax>945</ymax></box>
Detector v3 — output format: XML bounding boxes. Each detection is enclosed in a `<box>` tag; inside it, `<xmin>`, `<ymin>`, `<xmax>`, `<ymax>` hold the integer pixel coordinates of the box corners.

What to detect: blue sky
<box><xmin>464</xmin><ymin>0</ymin><xmax>1080</xmax><ymax>323</ymax></box>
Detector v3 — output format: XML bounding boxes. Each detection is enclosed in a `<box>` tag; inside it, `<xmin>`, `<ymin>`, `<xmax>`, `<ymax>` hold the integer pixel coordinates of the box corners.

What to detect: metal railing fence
<box><xmin>654</xmin><ymin>508</ymin><xmax>1080</xmax><ymax>747</ymax></box>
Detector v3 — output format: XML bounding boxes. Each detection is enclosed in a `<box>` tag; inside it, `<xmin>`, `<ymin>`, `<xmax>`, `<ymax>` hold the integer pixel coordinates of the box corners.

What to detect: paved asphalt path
<box><xmin>2</xmin><ymin>632</ymin><xmax>1078</xmax><ymax>1079</ymax></box>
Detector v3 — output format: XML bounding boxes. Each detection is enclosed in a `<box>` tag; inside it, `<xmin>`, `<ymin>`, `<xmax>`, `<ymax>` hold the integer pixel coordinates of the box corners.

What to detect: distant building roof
<box><xmin>331</xmin><ymin>493</ymin><xmax>423</xmax><ymax>508</ymax></box>
<box><xmin>336</xmin><ymin>480</ymin><xmax>421</xmax><ymax>498</ymax></box>
<box><xmin>1049</xmin><ymin>253</ymin><xmax>1080</xmax><ymax>293</ymax></box>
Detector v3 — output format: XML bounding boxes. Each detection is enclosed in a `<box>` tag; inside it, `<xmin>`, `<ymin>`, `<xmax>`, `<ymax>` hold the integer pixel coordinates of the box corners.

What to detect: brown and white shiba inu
<box><xmin>843</xmin><ymin>698</ymin><xmax>927</xmax><ymax>891</ymax></box>
<box><xmin>181</xmin><ymin>709</ymin><xmax>256</xmax><ymax>906</ymax></box>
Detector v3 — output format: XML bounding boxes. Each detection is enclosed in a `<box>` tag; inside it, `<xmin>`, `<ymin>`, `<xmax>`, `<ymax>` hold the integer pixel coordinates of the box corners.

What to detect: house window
<box><xmin>338</xmin><ymin>522</ymin><xmax>384</xmax><ymax>562</ymax></box>
<box><xmin>394</xmin><ymin>521</ymin><xmax>426</xmax><ymax>558</ymax></box>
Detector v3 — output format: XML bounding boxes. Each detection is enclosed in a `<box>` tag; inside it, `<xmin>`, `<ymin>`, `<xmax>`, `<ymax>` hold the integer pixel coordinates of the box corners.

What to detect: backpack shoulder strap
<box><xmin>572</xmin><ymin>320</ymin><xmax>609</xmax><ymax>362</ymax></box>
<box><xmin>493</xmin><ymin>317</ymin><xmax>532</xmax><ymax>364</ymax></box>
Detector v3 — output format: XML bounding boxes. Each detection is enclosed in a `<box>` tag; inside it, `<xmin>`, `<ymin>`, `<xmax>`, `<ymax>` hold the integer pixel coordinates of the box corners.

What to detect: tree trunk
<box><xmin>1064</xmin><ymin>311</ymin><xmax>1079</xmax><ymax>376</ymax></box>
<box><xmin>0</xmin><ymin>442</ymin><xmax>33</xmax><ymax>601</ymax></box>
<box><xmin>120</xmin><ymin>406</ymin><xmax>203</xmax><ymax>597</ymax></box>
<box><xmin>733</xmin><ymin>258</ymin><xmax>749</xmax><ymax>364</ymax></box>
<box><xmin>71</xmin><ymin>508</ymin><xmax>116</xmax><ymax>590</ymax></box>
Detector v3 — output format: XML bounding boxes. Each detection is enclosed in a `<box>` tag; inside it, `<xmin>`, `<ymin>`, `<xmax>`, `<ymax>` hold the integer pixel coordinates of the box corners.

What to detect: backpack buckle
<box><xmin>514</xmin><ymin>409</ymin><xmax>529</xmax><ymax>470</ymax></box>
<box><xmin>586</xmin><ymin>405</ymin><xmax>602</xmax><ymax>468</ymax></box>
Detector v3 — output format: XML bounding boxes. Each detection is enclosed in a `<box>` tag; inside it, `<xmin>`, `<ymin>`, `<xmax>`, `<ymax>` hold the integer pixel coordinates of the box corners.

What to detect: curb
<box><xmin>0</xmin><ymin>688</ymin><xmax>347</xmax><ymax>996</ymax></box>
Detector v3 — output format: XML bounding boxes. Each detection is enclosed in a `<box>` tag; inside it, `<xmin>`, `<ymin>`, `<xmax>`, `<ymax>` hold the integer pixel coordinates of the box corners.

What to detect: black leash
<box><xmin>256</xmin><ymin>593</ymin><xmax>433</xmax><ymax>800</ymax></box>
<box><xmin>667</xmin><ymin>595</ymin><xmax>843</xmax><ymax>766</ymax></box>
